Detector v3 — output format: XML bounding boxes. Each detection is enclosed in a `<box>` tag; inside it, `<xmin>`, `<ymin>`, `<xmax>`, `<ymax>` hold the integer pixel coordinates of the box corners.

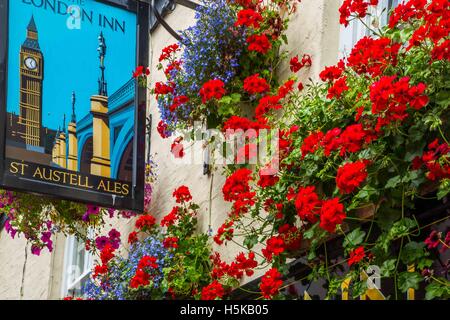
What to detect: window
<box><xmin>61</xmin><ymin>234</ymin><xmax>93</xmax><ymax>297</ymax></box>
<box><xmin>339</xmin><ymin>0</ymin><xmax>400</xmax><ymax>58</ymax></box>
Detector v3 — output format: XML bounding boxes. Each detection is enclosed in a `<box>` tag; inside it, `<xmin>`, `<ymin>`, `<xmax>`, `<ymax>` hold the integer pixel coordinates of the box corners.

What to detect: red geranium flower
<box><xmin>320</xmin><ymin>60</ymin><xmax>345</xmax><ymax>82</ymax></box>
<box><xmin>159</xmin><ymin>43</ymin><xmax>179</xmax><ymax>61</ymax></box>
<box><xmin>339</xmin><ymin>0</ymin><xmax>379</xmax><ymax>27</ymax></box>
<box><xmin>247</xmin><ymin>34</ymin><xmax>272</xmax><ymax>54</ymax></box>
<box><xmin>201</xmin><ymin>281</ymin><xmax>225</xmax><ymax>300</ymax></box>
<box><xmin>301</xmin><ymin>131</ymin><xmax>324</xmax><ymax>158</ymax></box>
<box><xmin>327</xmin><ymin>77</ymin><xmax>349</xmax><ymax>99</ymax></box>
<box><xmin>319</xmin><ymin>198</ymin><xmax>346</xmax><ymax>233</ymax></box>
<box><xmin>173</xmin><ymin>185</ymin><xmax>192</xmax><ymax>203</ymax></box>
<box><xmin>222</xmin><ymin>168</ymin><xmax>253</xmax><ymax>202</ymax></box>
<box><xmin>235</xmin><ymin>9</ymin><xmax>263</xmax><ymax>28</ymax></box>
<box><xmin>260</xmin><ymin>268</ymin><xmax>283</xmax><ymax>299</ymax></box>
<box><xmin>128</xmin><ymin>231</ymin><xmax>138</xmax><ymax>245</ymax></box>
<box><xmin>243</xmin><ymin>74</ymin><xmax>270</xmax><ymax>95</ymax></box>
<box><xmin>295</xmin><ymin>186</ymin><xmax>321</xmax><ymax>223</ymax></box>
<box><xmin>348</xmin><ymin>246</ymin><xmax>366</xmax><ymax>266</ymax></box>
<box><xmin>261</xmin><ymin>236</ymin><xmax>285</xmax><ymax>261</ymax></box>
<box><xmin>199</xmin><ymin>79</ymin><xmax>226</xmax><ymax>103</ymax></box>
<box><xmin>157</xmin><ymin>120</ymin><xmax>170</xmax><ymax>139</ymax></box>
<box><xmin>135</xmin><ymin>214</ymin><xmax>156</xmax><ymax>232</ymax></box>
<box><xmin>214</xmin><ymin>221</ymin><xmax>234</xmax><ymax>245</ymax></box>
<box><xmin>161</xmin><ymin>206</ymin><xmax>179</xmax><ymax>227</ymax></box>
<box><xmin>138</xmin><ymin>256</ymin><xmax>158</xmax><ymax>270</ymax></box>
<box><xmin>290</xmin><ymin>54</ymin><xmax>312</xmax><ymax>72</ymax></box>
<box><xmin>336</xmin><ymin>160</ymin><xmax>369</xmax><ymax>194</ymax></box>
<box><xmin>130</xmin><ymin>269</ymin><xmax>150</xmax><ymax>289</ymax></box>
<box><xmin>132</xmin><ymin>66</ymin><xmax>150</xmax><ymax>78</ymax></box>
<box><xmin>321</xmin><ymin>128</ymin><xmax>342</xmax><ymax>156</ymax></box>
<box><xmin>163</xmin><ymin>237</ymin><xmax>179</xmax><ymax>249</ymax></box>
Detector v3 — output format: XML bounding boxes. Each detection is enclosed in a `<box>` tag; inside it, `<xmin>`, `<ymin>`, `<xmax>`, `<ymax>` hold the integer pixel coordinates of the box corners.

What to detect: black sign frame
<box><xmin>0</xmin><ymin>0</ymin><xmax>148</xmax><ymax>212</ymax></box>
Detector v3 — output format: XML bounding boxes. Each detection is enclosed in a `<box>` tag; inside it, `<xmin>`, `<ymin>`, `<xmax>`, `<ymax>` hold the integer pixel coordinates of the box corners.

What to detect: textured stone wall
<box><xmin>0</xmin><ymin>0</ymin><xmax>343</xmax><ymax>299</ymax></box>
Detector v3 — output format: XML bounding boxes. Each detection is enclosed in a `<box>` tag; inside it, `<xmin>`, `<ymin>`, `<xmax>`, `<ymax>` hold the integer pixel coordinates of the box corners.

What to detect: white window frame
<box><xmin>61</xmin><ymin>233</ymin><xmax>94</xmax><ymax>297</ymax></box>
<box><xmin>339</xmin><ymin>0</ymin><xmax>401</xmax><ymax>59</ymax></box>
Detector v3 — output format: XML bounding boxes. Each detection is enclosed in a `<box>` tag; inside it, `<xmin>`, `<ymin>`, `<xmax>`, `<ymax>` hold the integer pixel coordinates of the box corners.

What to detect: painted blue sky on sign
<box><xmin>7</xmin><ymin>0</ymin><xmax>137</xmax><ymax>130</ymax></box>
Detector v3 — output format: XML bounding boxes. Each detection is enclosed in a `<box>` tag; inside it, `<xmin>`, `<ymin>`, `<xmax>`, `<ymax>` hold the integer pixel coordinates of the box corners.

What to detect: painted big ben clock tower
<box><xmin>18</xmin><ymin>16</ymin><xmax>44</xmax><ymax>147</ymax></box>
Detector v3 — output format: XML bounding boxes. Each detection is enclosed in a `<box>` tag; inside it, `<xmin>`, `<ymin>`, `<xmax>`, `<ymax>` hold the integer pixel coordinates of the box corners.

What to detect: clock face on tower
<box><xmin>24</xmin><ymin>56</ymin><xmax>37</xmax><ymax>70</ymax></box>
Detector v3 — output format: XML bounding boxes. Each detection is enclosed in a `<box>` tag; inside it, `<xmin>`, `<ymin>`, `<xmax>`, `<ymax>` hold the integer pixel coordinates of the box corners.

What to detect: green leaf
<box><xmin>385</xmin><ymin>175</ymin><xmax>401</xmax><ymax>189</ymax></box>
<box><xmin>380</xmin><ymin>259</ymin><xmax>397</xmax><ymax>277</ymax></box>
<box><xmin>343</xmin><ymin>228</ymin><xmax>366</xmax><ymax>249</ymax></box>
<box><xmin>425</xmin><ymin>280</ymin><xmax>450</xmax><ymax>300</ymax></box>
<box><xmin>398</xmin><ymin>272</ymin><xmax>422</xmax><ymax>292</ymax></box>
<box><xmin>243</xmin><ymin>235</ymin><xmax>258</xmax><ymax>250</ymax></box>
<box><xmin>437</xmin><ymin>179</ymin><xmax>450</xmax><ymax>200</ymax></box>
<box><xmin>400</xmin><ymin>241</ymin><xmax>426</xmax><ymax>265</ymax></box>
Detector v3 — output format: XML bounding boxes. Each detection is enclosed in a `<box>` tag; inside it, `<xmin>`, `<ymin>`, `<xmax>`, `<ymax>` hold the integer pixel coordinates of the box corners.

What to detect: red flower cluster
<box><xmin>199</xmin><ymin>79</ymin><xmax>226</xmax><ymax>103</ymax></box>
<box><xmin>327</xmin><ymin>76</ymin><xmax>349</xmax><ymax>99</ymax></box>
<box><xmin>128</xmin><ymin>231</ymin><xmax>138</xmax><ymax>244</ymax></box>
<box><xmin>154</xmin><ymin>81</ymin><xmax>174</xmax><ymax>98</ymax></box>
<box><xmin>223</xmin><ymin>115</ymin><xmax>268</xmax><ymax>135</ymax></box>
<box><xmin>247</xmin><ymin>34</ymin><xmax>272</xmax><ymax>54</ymax></box>
<box><xmin>347</xmin><ymin>37</ymin><xmax>401</xmax><ymax>77</ymax></box>
<box><xmin>163</xmin><ymin>237</ymin><xmax>179</xmax><ymax>249</ymax></box>
<box><xmin>339</xmin><ymin>0</ymin><xmax>379</xmax><ymax>27</ymax></box>
<box><xmin>169</xmin><ymin>95</ymin><xmax>189</xmax><ymax>112</ymax></box>
<box><xmin>222</xmin><ymin>168</ymin><xmax>255</xmax><ymax>218</ymax></box>
<box><xmin>164</xmin><ymin>60</ymin><xmax>182</xmax><ymax>76</ymax></box>
<box><xmin>388</xmin><ymin>0</ymin><xmax>427</xmax><ymax>28</ymax></box>
<box><xmin>301</xmin><ymin>131</ymin><xmax>324</xmax><ymax>158</ymax></box>
<box><xmin>338</xmin><ymin>124</ymin><xmax>373</xmax><ymax>156</ymax></box>
<box><xmin>262</xmin><ymin>236</ymin><xmax>285</xmax><ymax>261</ymax></box>
<box><xmin>255</xmin><ymin>95</ymin><xmax>282</xmax><ymax>121</ymax></box>
<box><xmin>135</xmin><ymin>214</ymin><xmax>156</xmax><ymax>232</ymax></box>
<box><xmin>161</xmin><ymin>206</ymin><xmax>179</xmax><ymax>227</ymax></box>
<box><xmin>279</xmin><ymin>224</ymin><xmax>302</xmax><ymax>252</ymax></box>
<box><xmin>290</xmin><ymin>54</ymin><xmax>312</xmax><ymax>73</ymax></box>
<box><xmin>295</xmin><ymin>186</ymin><xmax>320</xmax><ymax>223</ymax></box>
<box><xmin>201</xmin><ymin>281</ymin><xmax>225</xmax><ymax>300</ymax></box>
<box><xmin>211</xmin><ymin>251</ymin><xmax>258</xmax><ymax>280</ymax></box>
<box><xmin>138</xmin><ymin>256</ymin><xmax>158</xmax><ymax>270</ymax></box>
<box><xmin>234</xmin><ymin>0</ymin><xmax>261</xmax><ymax>10</ymax></box>
<box><xmin>321</xmin><ymin>128</ymin><xmax>342</xmax><ymax>156</ymax></box>
<box><xmin>301</xmin><ymin>124</ymin><xmax>372</xmax><ymax>158</ymax></box>
<box><xmin>130</xmin><ymin>269</ymin><xmax>151</xmax><ymax>289</ymax></box>
<box><xmin>93</xmin><ymin>244</ymin><xmax>116</xmax><ymax>278</ymax></box>
<box><xmin>170</xmin><ymin>137</ymin><xmax>184</xmax><ymax>159</ymax></box>
<box><xmin>159</xmin><ymin>43</ymin><xmax>179</xmax><ymax>61</ymax></box>
<box><xmin>389</xmin><ymin>0</ymin><xmax>449</xmax><ymax>53</ymax></box>
<box><xmin>235</xmin><ymin>9</ymin><xmax>263</xmax><ymax>28</ymax></box>
<box><xmin>243</xmin><ymin>74</ymin><xmax>270</xmax><ymax>95</ymax></box>
<box><xmin>370</xmin><ymin>76</ymin><xmax>429</xmax><ymax>130</ymax></box>
<box><xmin>412</xmin><ymin>139</ymin><xmax>450</xmax><ymax>181</ymax></box>
<box><xmin>173</xmin><ymin>185</ymin><xmax>192</xmax><ymax>203</ymax></box>
<box><xmin>259</xmin><ymin>268</ymin><xmax>283</xmax><ymax>299</ymax></box>
<box><xmin>214</xmin><ymin>221</ymin><xmax>234</xmax><ymax>245</ymax></box>
<box><xmin>277</xmin><ymin>79</ymin><xmax>296</xmax><ymax>99</ymax></box>
<box><xmin>222</xmin><ymin>168</ymin><xmax>253</xmax><ymax>202</ymax></box>
<box><xmin>319</xmin><ymin>198</ymin><xmax>346</xmax><ymax>233</ymax></box>
<box><xmin>257</xmin><ymin>169</ymin><xmax>279</xmax><ymax>188</ymax></box>
<box><xmin>320</xmin><ymin>60</ymin><xmax>345</xmax><ymax>82</ymax></box>
<box><xmin>348</xmin><ymin>246</ymin><xmax>365</xmax><ymax>266</ymax></box>
<box><xmin>132</xmin><ymin>66</ymin><xmax>150</xmax><ymax>78</ymax></box>
<box><xmin>336</xmin><ymin>160</ymin><xmax>369</xmax><ymax>194</ymax></box>
<box><xmin>157</xmin><ymin>120</ymin><xmax>170</xmax><ymax>139</ymax></box>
